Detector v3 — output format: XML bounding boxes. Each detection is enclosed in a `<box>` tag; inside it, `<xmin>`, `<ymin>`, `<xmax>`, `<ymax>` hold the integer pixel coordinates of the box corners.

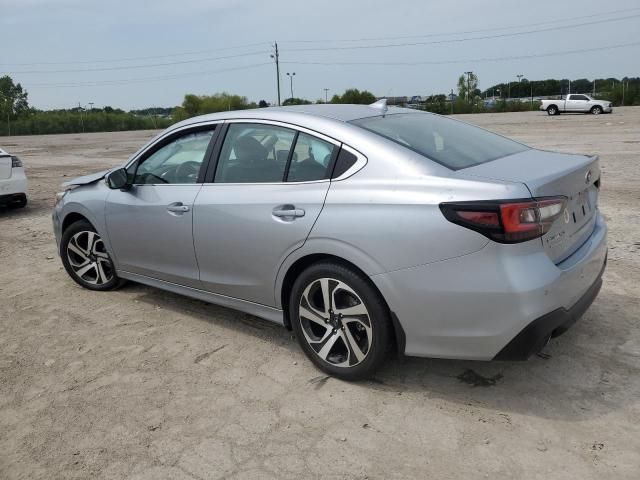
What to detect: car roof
<box><xmin>173</xmin><ymin>104</ymin><xmax>416</xmax><ymax>128</ymax></box>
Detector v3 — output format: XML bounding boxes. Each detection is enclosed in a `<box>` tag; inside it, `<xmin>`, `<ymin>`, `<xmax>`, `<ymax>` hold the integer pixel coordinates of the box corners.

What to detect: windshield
<box><xmin>351</xmin><ymin>112</ymin><xmax>529</xmax><ymax>170</ymax></box>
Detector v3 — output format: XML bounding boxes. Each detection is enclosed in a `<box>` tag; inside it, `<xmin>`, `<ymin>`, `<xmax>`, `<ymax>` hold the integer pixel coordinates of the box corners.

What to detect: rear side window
<box><xmin>351</xmin><ymin>113</ymin><xmax>528</xmax><ymax>170</ymax></box>
<box><xmin>286</xmin><ymin>132</ymin><xmax>336</xmax><ymax>182</ymax></box>
<box><xmin>332</xmin><ymin>148</ymin><xmax>357</xmax><ymax>178</ymax></box>
<box><xmin>570</xmin><ymin>95</ymin><xmax>588</xmax><ymax>101</ymax></box>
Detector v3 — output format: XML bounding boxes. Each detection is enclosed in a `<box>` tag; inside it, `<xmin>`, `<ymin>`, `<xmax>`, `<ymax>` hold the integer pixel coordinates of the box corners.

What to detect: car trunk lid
<box><xmin>459</xmin><ymin>149</ymin><xmax>600</xmax><ymax>264</ymax></box>
<box><xmin>0</xmin><ymin>155</ymin><xmax>12</xmax><ymax>180</ymax></box>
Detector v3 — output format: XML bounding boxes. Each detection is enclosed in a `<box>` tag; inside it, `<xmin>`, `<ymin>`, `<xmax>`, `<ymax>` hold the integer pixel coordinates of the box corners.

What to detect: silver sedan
<box><xmin>52</xmin><ymin>102</ymin><xmax>607</xmax><ymax>379</ymax></box>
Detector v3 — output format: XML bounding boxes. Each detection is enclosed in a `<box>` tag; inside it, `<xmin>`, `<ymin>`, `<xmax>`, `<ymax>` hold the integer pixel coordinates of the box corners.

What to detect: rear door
<box><xmin>105</xmin><ymin>125</ymin><xmax>218</xmax><ymax>287</ymax></box>
<box><xmin>566</xmin><ymin>94</ymin><xmax>589</xmax><ymax>112</ymax></box>
<box><xmin>193</xmin><ymin>121</ymin><xmax>339</xmax><ymax>306</ymax></box>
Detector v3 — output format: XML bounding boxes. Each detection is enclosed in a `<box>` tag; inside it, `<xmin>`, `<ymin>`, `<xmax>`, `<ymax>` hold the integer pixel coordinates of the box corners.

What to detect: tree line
<box><xmin>1</xmin><ymin>73</ymin><xmax>639</xmax><ymax>137</ymax></box>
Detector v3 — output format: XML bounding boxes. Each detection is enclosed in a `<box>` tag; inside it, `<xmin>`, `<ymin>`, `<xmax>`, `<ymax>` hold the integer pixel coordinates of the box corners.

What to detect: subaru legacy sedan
<box><xmin>52</xmin><ymin>102</ymin><xmax>607</xmax><ymax>380</ymax></box>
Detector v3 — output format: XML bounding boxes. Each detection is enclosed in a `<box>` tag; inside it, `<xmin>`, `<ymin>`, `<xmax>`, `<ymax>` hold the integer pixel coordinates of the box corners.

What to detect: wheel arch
<box><xmin>278</xmin><ymin>252</ymin><xmax>405</xmax><ymax>354</ymax></box>
<box><xmin>61</xmin><ymin>211</ymin><xmax>92</xmax><ymax>233</ymax></box>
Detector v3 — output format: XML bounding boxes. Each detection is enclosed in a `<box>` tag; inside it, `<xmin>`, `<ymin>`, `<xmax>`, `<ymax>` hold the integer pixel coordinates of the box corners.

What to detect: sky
<box><xmin>1</xmin><ymin>0</ymin><xmax>639</xmax><ymax>110</ymax></box>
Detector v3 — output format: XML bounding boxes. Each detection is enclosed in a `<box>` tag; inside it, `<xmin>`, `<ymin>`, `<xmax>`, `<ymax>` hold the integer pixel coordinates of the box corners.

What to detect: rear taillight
<box><xmin>440</xmin><ymin>197</ymin><xmax>567</xmax><ymax>243</ymax></box>
<box><xmin>11</xmin><ymin>156</ymin><xmax>22</xmax><ymax>168</ymax></box>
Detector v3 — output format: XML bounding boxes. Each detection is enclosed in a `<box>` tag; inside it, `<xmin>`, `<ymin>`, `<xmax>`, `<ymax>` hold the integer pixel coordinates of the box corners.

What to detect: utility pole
<box><xmin>286</xmin><ymin>72</ymin><xmax>296</xmax><ymax>100</ymax></box>
<box><xmin>78</xmin><ymin>102</ymin><xmax>85</xmax><ymax>133</ymax></box>
<box><xmin>530</xmin><ymin>81</ymin><xmax>534</xmax><ymax>110</ymax></box>
<box><xmin>568</xmin><ymin>79</ymin><xmax>571</xmax><ymax>94</ymax></box>
<box><xmin>464</xmin><ymin>71</ymin><xmax>473</xmax><ymax>101</ymax></box>
<box><xmin>516</xmin><ymin>74</ymin><xmax>523</xmax><ymax>99</ymax></box>
<box><xmin>324</xmin><ymin>88</ymin><xmax>329</xmax><ymax>103</ymax></box>
<box><xmin>270</xmin><ymin>43</ymin><xmax>281</xmax><ymax>106</ymax></box>
<box><xmin>450</xmin><ymin>89</ymin><xmax>454</xmax><ymax>114</ymax></box>
<box><xmin>593</xmin><ymin>79</ymin><xmax>596</xmax><ymax>97</ymax></box>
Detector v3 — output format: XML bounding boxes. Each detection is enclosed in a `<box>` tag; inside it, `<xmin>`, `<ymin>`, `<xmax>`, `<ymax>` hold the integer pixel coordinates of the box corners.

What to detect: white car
<box><xmin>0</xmin><ymin>148</ymin><xmax>28</xmax><ymax>208</ymax></box>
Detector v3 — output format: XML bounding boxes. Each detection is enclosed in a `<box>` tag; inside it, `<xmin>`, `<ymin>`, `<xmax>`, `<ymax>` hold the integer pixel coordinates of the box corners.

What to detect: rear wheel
<box><xmin>6</xmin><ymin>194</ymin><xmax>27</xmax><ymax>209</ymax></box>
<box><xmin>547</xmin><ymin>105</ymin><xmax>558</xmax><ymax>116</ymax></box>
<box><xmin>289</xmin><ymin>262</ymin><xmax>391</xmax><ymax>380</ymax></box>
<box><xmin>591</xmin><ymin>105</ymin><xmax>603</xmax><ymax>115</ymax></box>
<box><xmin>60</xmin><ymin>220</ymin><xmax>123</xmax><ymax>291</ymax></box>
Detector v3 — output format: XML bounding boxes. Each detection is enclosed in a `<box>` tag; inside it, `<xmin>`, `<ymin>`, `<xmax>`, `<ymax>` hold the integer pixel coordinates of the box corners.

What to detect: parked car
<box><xmin>52</xmin><ymin>102</ymin><xmax>607</xmax><ymax>380</ymax></box>
<box><xmin>540</xmin><ymin>94</ymin><xmax>613</xmax><ymax>115</ymax></box>
<box><xmin>0</xmin><ymin>147</ymin><xmax>28</xmax><ymax>208</ymax></box>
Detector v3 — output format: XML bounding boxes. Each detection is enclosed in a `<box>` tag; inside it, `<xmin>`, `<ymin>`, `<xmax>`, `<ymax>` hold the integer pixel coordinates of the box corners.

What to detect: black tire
<box><xmin>6</xmin><ymin>194</ymin><xmax>27</xmax><ymax>209</ymax></box>
<box><xmin>591</xmin><ymin>105</ymin><xmax>603</xmax><ymax>115</ymax></box>
<box><xmin>547</xmin><ymin>105</ymin><xmax>558</xmax><ymax>116</ymax></box>
<box><xmin>60</xmin><ymin>220</ymin><xmax>124</xmax><ymax>291</ymax></box>
<box><xmin>289</xmin><ymin>261</ymin><xmax>391</xmax><ymax>380</ymax></box>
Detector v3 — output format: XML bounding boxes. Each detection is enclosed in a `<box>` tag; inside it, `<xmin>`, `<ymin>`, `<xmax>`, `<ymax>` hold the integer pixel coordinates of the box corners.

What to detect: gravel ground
<box><xmin>1</xmin><ymin>108</ymin><xmax>639</xmax><ymax>479</ymax></box>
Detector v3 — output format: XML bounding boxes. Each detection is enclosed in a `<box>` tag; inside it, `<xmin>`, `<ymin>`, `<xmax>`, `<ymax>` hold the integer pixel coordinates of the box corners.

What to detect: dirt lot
<box><xmin>1</xmin><ymin>108</ymin><xmax>639</xmax><ymax>479</ymax></box>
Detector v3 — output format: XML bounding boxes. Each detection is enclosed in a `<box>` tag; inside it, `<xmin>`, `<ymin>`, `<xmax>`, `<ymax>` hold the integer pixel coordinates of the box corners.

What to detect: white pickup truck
<box><xmin>540</xmin><ymin>94</ymin><xmax>612</xmax><ymax>116</ymax></box>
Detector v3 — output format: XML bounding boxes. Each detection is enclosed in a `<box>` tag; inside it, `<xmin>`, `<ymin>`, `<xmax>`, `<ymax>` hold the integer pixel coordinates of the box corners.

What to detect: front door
<box><xmin>106</xmin><ymin>127</ymin><xmax>216</xmax><ymax>287</ymax></box>
<box><xmin>193</xmin><ymin>122</ymin><xmax>339</xmax><ymax>306</ymax></box>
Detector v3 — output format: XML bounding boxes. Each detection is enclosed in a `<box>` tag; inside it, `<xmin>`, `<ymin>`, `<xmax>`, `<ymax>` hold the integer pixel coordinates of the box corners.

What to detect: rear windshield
<box><xmin>350</xmin><ymin>112</ymin><xmax>529</xmax><ymax>170</ymax></box>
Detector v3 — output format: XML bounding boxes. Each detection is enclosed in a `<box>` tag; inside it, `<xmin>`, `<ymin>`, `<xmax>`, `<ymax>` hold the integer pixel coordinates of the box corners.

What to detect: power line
<box><xmin>285</xmin><ymin>14</ymin><xmax>640</xmax><ymax>52</ymax></box>
<box><xmin>26</xmin><ymin>62</ymin><xmax>273</xmax><ymax>88</ymax></box>
<box><xmin>282</xmin><ymin>40</ymin><xmax>640</xmax><ymax>66</ymax></box>
<box><xmin>5</xmin><ymin>51</ymin><xmax>270</xmax><ymax>75</ymax></box>
<box><xmin>278</xmin><ymin>6</ymin><xmax>640</xmax><ymax>44</ymax></box>
<box><xmin>4</xmin><ymin>6</ymin><xmax>638</xmax><ymax>69</ymax></box>
<box><xmin>0</xmin><ymin>42</ymin><xmax>272</xmax><ymax>67</ymax></box>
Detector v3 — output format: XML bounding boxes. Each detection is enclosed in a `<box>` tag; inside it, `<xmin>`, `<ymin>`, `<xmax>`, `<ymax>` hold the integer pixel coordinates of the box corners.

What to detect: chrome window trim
<box><xmin>211</xmin><ymin>118</ymin><xmax>367</xmax><ymax>185</ymax></box>
<box><xmin>122</xmin><ymin>118</ymin><xmax>367</xmax><ymax>186</ymax></box>
<box><xmin>223</xmin><ymin>118</ymin><xmax>341</xmax><ymax>148</ymax></box>
<box><xmin>332</xmin><ymin>144</ymin><xmax>368</xmax><ymax>181</ymax></box>
<box><xmin>124</xmin><ymin>120</ymin><xmax>224</xmax><ymax>171</ymax></box>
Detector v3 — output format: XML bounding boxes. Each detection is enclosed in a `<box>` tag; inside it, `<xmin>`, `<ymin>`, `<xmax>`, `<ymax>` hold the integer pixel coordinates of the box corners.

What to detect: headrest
<box><xmin>234</xmin><ymin>135</ymin><xmax>268</xmax><ymax>164</ymax></box>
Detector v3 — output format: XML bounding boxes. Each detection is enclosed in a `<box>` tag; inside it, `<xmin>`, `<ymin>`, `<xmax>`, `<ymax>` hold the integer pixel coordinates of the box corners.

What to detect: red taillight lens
<box><xmin>440</xmin><ymin>197</ymin><xmax>566</xmax><ymax>244</ymax></box>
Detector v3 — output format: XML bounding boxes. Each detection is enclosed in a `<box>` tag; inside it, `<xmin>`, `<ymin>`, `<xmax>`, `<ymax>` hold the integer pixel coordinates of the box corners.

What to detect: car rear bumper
<box><xmin>493</xmin><ymin>253</ymin><xmax>605</xmax><ymax>360</ymax></box>
<box><xmin>371</xmin><ymin>211</ymin><xmax>607</xmax><ymax>360</ymax></box>
<box><xmin>0</xmin><ymin>176</ymin><xmax>27</xmax><ymax>197</ymax></box>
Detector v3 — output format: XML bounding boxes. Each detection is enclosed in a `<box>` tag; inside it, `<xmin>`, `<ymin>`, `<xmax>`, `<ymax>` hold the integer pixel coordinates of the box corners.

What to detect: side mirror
<box><xmin>106</xmin><ymin>168</ymin><xmax>130</xmax><ymax>190</ymax></box>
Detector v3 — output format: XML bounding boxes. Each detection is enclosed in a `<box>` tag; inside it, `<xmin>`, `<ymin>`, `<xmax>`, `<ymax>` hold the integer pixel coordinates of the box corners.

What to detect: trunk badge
<box><xmin>585</xmin><ymin>169</ymin><xmax>592</xmax><ymax>184</ymax></box>
<box><xmin>563</xmin><ymin>208</ymin><xmax>570</xmax><ymax>223</ymax></box>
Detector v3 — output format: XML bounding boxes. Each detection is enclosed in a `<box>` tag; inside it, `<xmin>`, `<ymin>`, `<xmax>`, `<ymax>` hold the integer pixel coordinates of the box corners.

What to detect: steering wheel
<box><xmin>174</xmin><ymin>161</ymin><xmax>201</xmax><ymax>183</ymax></box>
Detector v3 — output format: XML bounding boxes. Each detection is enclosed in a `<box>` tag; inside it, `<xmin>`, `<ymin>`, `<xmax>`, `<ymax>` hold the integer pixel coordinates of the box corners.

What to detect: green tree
<box><xmin>331</xmin><ymin>88</ymin><xmax>376</xmax><ymax>104</ymax></box>
<box><xmin>282</xmin><ymin>97</ymin><xmax>311</xmax><ymax>106</ymax></box>
<box><xmin>0</xmin><ymin>76</ymin><xmax>30</xmax><ymax>120</ymax></box>
<box><xmin>457</xmin><ymin>73</ymin><xmax>478</xmax><ymax>102</ymax></box>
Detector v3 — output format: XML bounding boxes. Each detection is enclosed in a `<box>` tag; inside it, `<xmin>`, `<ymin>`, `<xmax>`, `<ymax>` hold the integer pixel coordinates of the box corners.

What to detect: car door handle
<box><xmin>272</xmin><ymin>206</ymin><xmax>305</xmax><ymax>218</ymax></box>
<box><xmin>167</xmin><ymin>202</ymin><xmax>190</xmax><ymax>214</ymax></box>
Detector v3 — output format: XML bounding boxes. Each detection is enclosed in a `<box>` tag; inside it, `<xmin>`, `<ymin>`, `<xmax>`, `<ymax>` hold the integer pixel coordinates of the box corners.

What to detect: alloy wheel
<box><xmin>298</xmin><ymin>278</ymin><xmax>373</xmax><ymax>367</ymax></box>
<box><xmin>66</xmin><ymin>231</ymin><xmax>114</xmax><ymax>285</ymax></box>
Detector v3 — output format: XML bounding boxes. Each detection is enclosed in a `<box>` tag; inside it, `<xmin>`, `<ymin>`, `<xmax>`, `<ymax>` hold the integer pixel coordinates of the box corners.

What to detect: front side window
<box><xmin>287</xmin><ymin>132</ymin><xmax>336</xmax><ymax>182</ymax></box>
<box><xmin>133</xmin><ymin>129</ymin><xmax>214</xmax><ymax>184</ymax></box>
<box><xmin>570</xmin><ymin>95</ymin><xmax>588</xmax><ymax>101</ymax></box>
<box><xmin>215</xmin><ymin>124</ymin><xmax>295</xmax><ymax>183</ymax></box>
<box><xmin>351</xmin><ymin>112</ymin><xmax>528</xmax><ymax>170</ymax></box>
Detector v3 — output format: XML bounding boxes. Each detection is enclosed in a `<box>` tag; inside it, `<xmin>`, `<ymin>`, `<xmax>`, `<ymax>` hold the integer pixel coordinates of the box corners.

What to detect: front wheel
<box><xmin>591</xmin><ymin>105</ymin><xmax>603</xmax><ymax>115</ymax></box>
<box><xmin>289</xmin><ymin>262</ymin><xmax>391</xmax><ymax>380</ymax></box>
<box><xmin>60</xmin><ymin>220</ymin><xmax>123</xmax><ymax>291</ymax></box>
